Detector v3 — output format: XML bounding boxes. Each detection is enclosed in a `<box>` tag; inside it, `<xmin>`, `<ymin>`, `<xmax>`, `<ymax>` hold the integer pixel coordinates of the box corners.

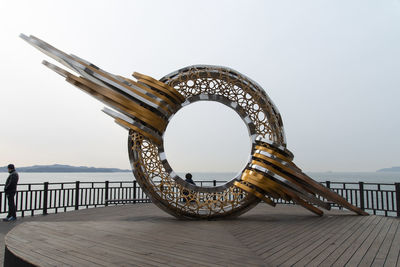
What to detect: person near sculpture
<box><xmin>185</xmin><ymin>173</ymin><xmax>196</xmax><ymax>186</ymax></box>
<box><xmin>3</xmin><ymin>164</ymin><xmax>19</xmax><ymax>222</ymax></box>
<box><xmin>183</xmin><ymin>173</ymin><xmax>196</xmax><ymax>202</ymax></box>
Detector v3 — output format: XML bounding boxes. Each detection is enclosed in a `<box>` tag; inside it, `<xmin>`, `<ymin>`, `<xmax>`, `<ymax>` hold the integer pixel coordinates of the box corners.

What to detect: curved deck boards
<box><xmin>4</xmin><ymin>204</ymin><xmax>400</xmax><ymax>266</ymax></box>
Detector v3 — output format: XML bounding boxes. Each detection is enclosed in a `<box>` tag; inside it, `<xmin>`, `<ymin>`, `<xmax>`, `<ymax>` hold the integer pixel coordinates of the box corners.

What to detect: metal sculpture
<box><xmin>21</xmin><ymin>34</ymin><xmax>368</xmax><ymax>219</ymax></box>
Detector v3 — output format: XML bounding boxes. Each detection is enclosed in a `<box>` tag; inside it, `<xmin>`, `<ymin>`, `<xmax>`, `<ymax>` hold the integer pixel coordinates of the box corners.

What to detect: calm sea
<box><xmin>0</xmin><ymin>171</ymin><xmax>398</xmax><ymax>184</ymax></box>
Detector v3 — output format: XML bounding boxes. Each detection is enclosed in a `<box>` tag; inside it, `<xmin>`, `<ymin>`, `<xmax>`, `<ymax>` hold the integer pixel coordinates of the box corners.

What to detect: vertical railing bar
<box><xmin>75</xmin><ymin>181</ymin><xmax>80</xmax><ymax>210</ymax></box>
<box><xmin>89</xmin><ymin>186</ymin><xmax>92</xmax><ymax>206</ymax></box>
<box><xmin>391</xmin><ymin>191</ymin><xmax>395</xmax><ymax>212</ymax></box>
<box><xmin>43</xmin><ymin>182</ymin><xmax>48</xmax><ymax>215</ymax></box>
<box><xmin>395</xmin><ymin>183</ymin><xmax>400</xmax><ymax>217</ymax></box>
<box><xmin>19</xmin><ymin>191</ymin><xmax>23</xmax><ymax>214</ymax></box>
<box><xmin>371</xmin><ymin>190</ymin><xmax>375</xmax><ymax>212</ymax></box>
<box><xmin>359</xmin><ymin>182</ymin><xmax>365</xmax><ymax>211</ymax></box>
<box><xmin>385</xmin><ymin>191</ymin><xmax>388</xmax><ymax>211</ymax></box>
<box><xmin>15</xmin><ymin>192</ymin><xmax>19</xmax><ymax>217</ymax></box>
<box><xmin>133</xmin><ymin>181</ymin><xmax>137</xmax><ymax>204</ymax></box>
<box><xmin>105</xmin><ymin>181</ymin><xmax>109</xmax><ymax>206</ymax></box>
<box><xmin>38</xmin><ymin>189</ymin><xmax>42</xmax><ymax>210</ymax></box>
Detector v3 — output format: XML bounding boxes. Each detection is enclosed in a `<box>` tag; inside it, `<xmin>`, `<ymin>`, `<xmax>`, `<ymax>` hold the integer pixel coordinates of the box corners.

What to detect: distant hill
<box><xmin>377</xmin><ymin>166</ymin><xmax>400</xmax><ymax>172</ymax></box>
<box><xmin>0</xmin><ymin>164</ymin><xmax>130</xmax><ymax>173</ymax></box>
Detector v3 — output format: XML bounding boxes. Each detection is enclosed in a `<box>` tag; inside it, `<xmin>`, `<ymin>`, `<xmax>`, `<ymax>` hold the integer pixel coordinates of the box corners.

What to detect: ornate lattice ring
<box><xmin>128</xmin><ymin>65</ymin><xmax>287</xmax><ymax>219</ymax></box>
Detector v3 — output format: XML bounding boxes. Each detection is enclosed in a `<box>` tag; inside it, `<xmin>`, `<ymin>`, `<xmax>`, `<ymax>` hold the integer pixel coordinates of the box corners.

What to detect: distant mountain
<box><xmin>377</xmin><ymin>166</ymin><xmax>400</xmax><ymax>172</ymax></box>
<box><xmin>0</xmin><ymin>164</ymin><xmax>130</xmax><ymax>173</ymax></box>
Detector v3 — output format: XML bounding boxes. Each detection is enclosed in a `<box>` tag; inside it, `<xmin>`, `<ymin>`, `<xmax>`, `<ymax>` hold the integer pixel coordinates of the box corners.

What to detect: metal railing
<box><xmin>269</xmin><ymin>181</ymin><xmax>400</xmax><ymax>217</ymax></box>
<box><xmin>0</xmin><ymin>180</ymin><xmax>398</xmax><ymax>218</ymax></box>
<box><xmin>0</xmin><ymin>181</ymin><xmax>150</xmax><ymax>217</ymax></box>
<box><xmin>324</xmin><ymin>181</ymin><xmax>399</xmax><ymax>217</ymax></box>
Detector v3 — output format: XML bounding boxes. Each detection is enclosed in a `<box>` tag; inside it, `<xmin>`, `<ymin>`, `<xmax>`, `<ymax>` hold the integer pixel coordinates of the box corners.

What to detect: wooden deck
<box><xmin>3</xmin><ymin>204</ymin><xmax>400</xmax><ymax>266</ymax></box>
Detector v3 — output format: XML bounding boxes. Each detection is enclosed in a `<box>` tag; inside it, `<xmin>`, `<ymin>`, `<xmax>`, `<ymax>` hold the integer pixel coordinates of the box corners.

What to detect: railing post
<box><xmin>43</xmin><ymin>182</ymin><xmax>49</xmax><ymax>215</ymax></box>
<box><xmin>213</xmin><ymin>180</ymin><xmax>217</xmax><ymax>200</ymax></box>
<box><xmin>133</xmin><ymin>181</ymin><xmax>137</xmax><ymax>203</ymax></box>
<box><xmin>359</xmin><ymin>182</ymin><xmax>365</xmax><ymax>211</ymax></box>
<box><xmin>75</xmin><ymin>181</ymin><xmax>80</xmax><ymax>210</ymax></box>
<box><xmin>326</xmin><ymin>181</ymin><xmax>331</xmax><ymax>189</ymax></box>
<box><xmin>395</xmin><ymin>183</ymin><xmax>400</xmax><ymax>217</ymax></box>
<box><xmin>105</xmin><ymin>181</ymin><xmax>109</xmax><ymax>206</ymax></box>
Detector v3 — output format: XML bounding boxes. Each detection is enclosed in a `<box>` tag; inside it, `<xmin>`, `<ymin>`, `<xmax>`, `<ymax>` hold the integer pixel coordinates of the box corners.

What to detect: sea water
<box><xmin>0</xmin><ymin>171</ymin><xmax>398</xmax><ymax>184</ymax></box>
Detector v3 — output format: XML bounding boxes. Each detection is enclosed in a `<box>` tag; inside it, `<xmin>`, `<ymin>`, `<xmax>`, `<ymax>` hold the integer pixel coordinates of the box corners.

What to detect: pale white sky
<box><xmin>0</xmin><ymin>0</ymin><xmax>399</xmax><ymax>172</ymax></box>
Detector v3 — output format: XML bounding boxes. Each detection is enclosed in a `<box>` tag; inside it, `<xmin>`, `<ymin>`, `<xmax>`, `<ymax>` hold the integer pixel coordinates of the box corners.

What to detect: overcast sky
<box><xmin>0</xmin><ymin>0</ymin><xmax>399</xmax><ymax>172</ymax></box>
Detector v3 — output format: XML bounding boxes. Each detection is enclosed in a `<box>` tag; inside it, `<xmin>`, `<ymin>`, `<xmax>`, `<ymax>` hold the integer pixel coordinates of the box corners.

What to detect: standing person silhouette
<box><xmin>3</xmin><ymin>164</ymin><xmax>19</xmax><ymax>221</ymax></box>
<box><xmin>183</xmin><ymin>173</ymin><xmax>196</xmax><ymax>203</ymax></box>
<box><xmin>185</xmin><ymin>173</ymin><xmax>196</xmax><ymax>186</ymax></box>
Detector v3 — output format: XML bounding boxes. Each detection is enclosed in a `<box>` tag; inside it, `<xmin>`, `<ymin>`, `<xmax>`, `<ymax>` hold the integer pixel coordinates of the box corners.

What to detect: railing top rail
<box><xmin>364</xmin><ymin>182</ymin><xmax>397</xmax><ymax>185</ymax></box>
<box><xmin>325</xmin><ymin>181</ymin><xmax>397</xmax><ymax>186</ymax></box>
<box><xmin>0</xmin><ymin>180</ymin><xmax>397</xmax><ymax>187</ymax></box>
<box><xmin>0</xmin><ymin>181</ymin><xmax>136</xmax><ymax>186</ymax></box>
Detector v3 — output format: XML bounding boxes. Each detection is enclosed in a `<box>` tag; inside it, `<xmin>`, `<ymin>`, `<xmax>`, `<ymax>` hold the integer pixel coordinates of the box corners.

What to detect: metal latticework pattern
<box><xmin>129</xmin><ymin>132</ymin><xmax>259</xmax><ymax>219</ymax></box>
<box><xmin>160</xmin><ymin>65</ymin><xmax>286</xmax><ymax>143</ymax></box>
<box><xmin>127</xmin><ymin>65</ymin><xmax>290</xmax><ymax>219</ymax></box>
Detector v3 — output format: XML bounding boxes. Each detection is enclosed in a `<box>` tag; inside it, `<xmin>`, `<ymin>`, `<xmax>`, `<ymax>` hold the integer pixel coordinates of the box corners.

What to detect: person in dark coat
<box><xmin>3</xmin><ymin>164</ymin><xmax>19</xmax><ymax>221</ymax></box>
<box><xmin>183</xmin><ymin>173</ymin><xmax>196</xmax><ymax>203</ymax></box>
<box><xmin>185</xmin><ymin>173</ymin><xmax>196</xmax><ymax>186</ymax></box>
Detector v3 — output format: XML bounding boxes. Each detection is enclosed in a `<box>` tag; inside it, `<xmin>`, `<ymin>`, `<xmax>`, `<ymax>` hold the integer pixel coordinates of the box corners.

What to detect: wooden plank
<box><xmin>284</xmin><ymin>216</ymin><xmax>364</xmax><ymax>266</ymax></box>
<box><xmin>100</xmin><ymin>223</ymin><xmax>264</xmax><ymax>266</ymax></box>
<box><xmin>346</xmin><ymin>216</ymin><xmax>393</xmax><ymax>266</ymax></box>
<box><xmin>230</xmin><ymin>221</ymin><xmax>274</xmax><ymax>239</ymax></box>
<box><xmin>383</xmin><ymin>220</ymin><xmax>400</xmax><ymax>267</ymax></box>
<box><xmin>40</xmin><ymin>228</ymin><xmax>168</xmax><ymax>267</ymax></box>
<box><xmin>249</xmin><ymin>217</ymin><xmax>329</xmax><ymax>253</ymax></box>
<box><xmin>307</xmin><ymin>215</ymin><xmax>376</xmax><ymax>266</ymax></box>
<box><xmin>9</xmin><ymin>224</ymin><xmax>175</xmax><ymax>264</ymax></box>
<box><xmin>26</xmin><ymin>226</ymin><xmax>126</xmax><ymax>267</ymax></box>
<box><xmin>332</xmin><ymin>215</ymin><xmax>387</xmax><ymax>266</ymax></box>
<box><xmin>248</xmin><ymin>219</ymin><xmax>321</xmax><ymax>253</ymax></box>
<box><xmin>28</xmin><ymin>223</ymin><xmax>219</xmax><ymax>266</ymax></box>
<box><xmin>53</xmin><ymin>224</ymin><xmax>222</xmax><ymax>266</ymax></box>
<box><xmin>325</xmin><ymin>215</ymin><xmax>383</xmax><ymax>266</ymax></box>
<box><xmin>236</xmin><ymin>222</ymin><xmax>297</xmax><ymax>250</ymax></box>
<box><xmin>358</xmin><ymin>218</ymin><xmax>396</xmax><ymax>266</ymax></box>
<box><xmin>9</xmin><ymin>240</ymin><xmax>102</xmax><ymax>267</ymax></box>
<box><xmin>371</xmin><ymin>219</ymin><xmax>399</xmax><ymax>266</ymax></box>
<box><xmin>8</xmin><ymin>225</ymin><xmax>106</xmax><ymax>266</ymax></box>
<box><xmin>263</xmin><ymin>216</ymin><xmax>342</xmax><ymax>264</ymax></box>
<box><xmin>42</xmin><ymin>220</ymin><xmax>264</xmax><ymax>266</ymax></box>
<box><xmin>293</xmin><ymin>216</ymin><xmax>366</xmax><ymax>266</ymax></box>
<box><xmin>258</xmin><ymin>216</ymin><xmax>339</xmax><ymax>258</ymax></box>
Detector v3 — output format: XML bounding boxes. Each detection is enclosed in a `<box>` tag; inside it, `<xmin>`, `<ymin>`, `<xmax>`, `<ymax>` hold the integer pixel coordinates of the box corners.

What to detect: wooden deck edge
<box><xmin>4</xmin><ymin>245</ymin><xmax>35</xmax><ymax>267</ymax></box>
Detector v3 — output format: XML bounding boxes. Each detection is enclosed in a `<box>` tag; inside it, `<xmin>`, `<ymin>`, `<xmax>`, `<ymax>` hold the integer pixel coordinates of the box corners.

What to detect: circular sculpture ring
<box><xmin>22</xmin><ymin>34</ymin><xmax>368</xmax><ymax>218</ymax></box>
<box><xmin>129</xmin><ymin>65</ymin><xmax>286</xmax><ymax>219</ymax></box>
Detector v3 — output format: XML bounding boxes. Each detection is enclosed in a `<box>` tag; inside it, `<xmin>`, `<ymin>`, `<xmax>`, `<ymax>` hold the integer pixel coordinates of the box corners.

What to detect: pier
<box><xmin>3</xmin><ymin>203</ymin><xmax>400</xmax><ymax>266</ymax></box>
